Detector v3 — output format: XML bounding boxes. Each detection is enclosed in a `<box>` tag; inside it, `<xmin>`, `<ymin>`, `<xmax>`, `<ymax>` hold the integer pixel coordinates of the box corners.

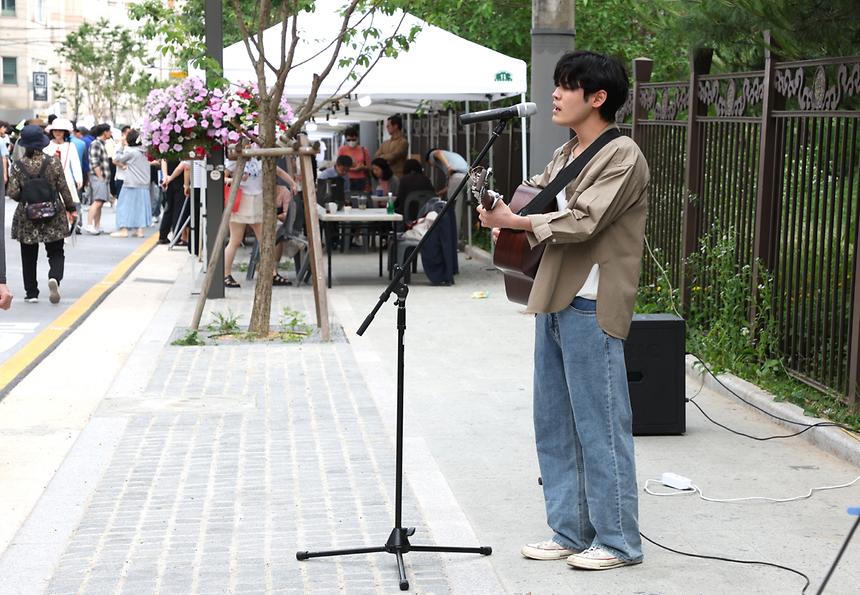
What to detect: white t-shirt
<box><xmin>225</xmin><ymin>158</ymin><xmax>263</xmax><ymax>195</ymax></box>
<box><xmin>556</xmin><ymin>154</ymin><xmax>599</xmax><ymax>300</ymax></box>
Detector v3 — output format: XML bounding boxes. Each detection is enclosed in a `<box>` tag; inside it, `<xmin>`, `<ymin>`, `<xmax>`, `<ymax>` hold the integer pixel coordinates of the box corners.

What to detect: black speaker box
<box><xmin>624</xmin><ymin>314</ymin><xmax>686</xmax><ymax>435</ymax></box>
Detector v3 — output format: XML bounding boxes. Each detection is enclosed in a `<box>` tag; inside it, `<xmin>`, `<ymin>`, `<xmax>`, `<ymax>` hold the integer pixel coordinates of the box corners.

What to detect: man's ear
<box><xmin>589</xmin><ymin>89</ymin><xmax>608</xmax><ymax>109</ymax></box>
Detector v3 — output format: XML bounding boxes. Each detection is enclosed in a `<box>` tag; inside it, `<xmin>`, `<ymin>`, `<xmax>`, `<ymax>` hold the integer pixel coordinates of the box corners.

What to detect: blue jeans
<box><xmin>533</xmin><ymin>297</ymin><xmax>642</xmax><ymax>562</ymax></box>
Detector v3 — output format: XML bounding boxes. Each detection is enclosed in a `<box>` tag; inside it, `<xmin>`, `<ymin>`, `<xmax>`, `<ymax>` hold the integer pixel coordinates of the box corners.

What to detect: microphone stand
<box><xmin>296</xmin><ymin>118</ymin><xmax>510</xmax><ymax>590</ymax></box>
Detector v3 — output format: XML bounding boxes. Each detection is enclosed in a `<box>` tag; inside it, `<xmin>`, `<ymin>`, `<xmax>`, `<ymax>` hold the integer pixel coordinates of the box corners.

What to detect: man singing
<box><xmin>478</xmin><ymin>50</ymin><xmax>649</xmax><ymax>570</ymax></box>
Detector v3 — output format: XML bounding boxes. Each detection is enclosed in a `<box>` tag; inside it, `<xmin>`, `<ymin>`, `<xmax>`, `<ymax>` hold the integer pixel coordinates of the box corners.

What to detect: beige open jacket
<box><xmin>523</xmin><ymin>126</ymin><xmax>649</xmax><ymax>340</ymax></box>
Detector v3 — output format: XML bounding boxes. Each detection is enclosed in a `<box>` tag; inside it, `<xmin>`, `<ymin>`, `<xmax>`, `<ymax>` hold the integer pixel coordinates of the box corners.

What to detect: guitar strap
<box><xmin>517</xmin><ymin>127</ymin><xmax>622</xmax><ymax>216</ymax></box>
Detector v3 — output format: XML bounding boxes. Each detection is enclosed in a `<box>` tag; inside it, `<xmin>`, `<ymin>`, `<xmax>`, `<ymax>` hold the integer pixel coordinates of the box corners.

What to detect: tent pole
<box><xmin>447</xmin><ymin>109</ymin><xmax>454</xmax><ymax>151</ymax></box>
<box><xmin>465</xmin><ymin>101</ymin><xmax>471</xmax><ymax>247</ymax></box>
<box><xmin>406</xmin><ymin>113</ymin><xmax>412</xmax><ymax>157</ymax></box>
<box><xmin>521</xmin><ymin>92</ymin><xmax>528</xmax><ymax>181</ymax></box>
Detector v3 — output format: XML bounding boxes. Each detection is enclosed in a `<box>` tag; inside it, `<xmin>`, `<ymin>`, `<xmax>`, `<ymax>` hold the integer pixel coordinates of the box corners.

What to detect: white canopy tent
<box><xmin>222</xmin><ymin>0</ymin><xmax>529</xmax><ymax>176</ymax></box>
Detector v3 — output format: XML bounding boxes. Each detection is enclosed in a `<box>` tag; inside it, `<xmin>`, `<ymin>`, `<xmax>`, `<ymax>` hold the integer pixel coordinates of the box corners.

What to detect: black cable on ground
<box><xmin>688</xmin><ymin>398</ymin><xmax>829</xmax><ymax>441</ymax></box>
<box><xmin>640</xmin><ymin>531</ymin><xmax>811</xmax><ymax>594</ymax></box>
<box><xmin>687</xmin><ymin>353</ymin><xmax>858</xmax><ymax>436</ymax></box>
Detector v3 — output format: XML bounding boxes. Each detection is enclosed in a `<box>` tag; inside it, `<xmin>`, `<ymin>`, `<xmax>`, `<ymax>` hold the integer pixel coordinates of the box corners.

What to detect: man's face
<box><xmin>552</xmin><ymin>85</ymin><xmax>605</xmax><ymax>129</ymax></box>
<box><xmin>386</xmin><ymin>120</ymin><xmax>399</xmax><ymax>136</ymax></box>
<box><xmin>101</xmin><ymin>130</ymin><xmax>112</xmax><ymax>140</ymax></box>
<box><xmin>335</xmin><ymin>164</ymin><xmax>348</xmax><ymax>176</ymax></box>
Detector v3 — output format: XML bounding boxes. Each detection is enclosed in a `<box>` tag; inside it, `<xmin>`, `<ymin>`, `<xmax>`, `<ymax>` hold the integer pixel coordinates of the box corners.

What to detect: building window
<box><xmin>1</xmin><ymin>57</ymin><xmax>17</xmax><ymax>85</ymax></box>
<box><xmin>1</xmin><ymin>0</ymin><xmax>15</xmax><ymax>17</ymax></box>
<box><xmin>33</xmin><ymin>0</ymin><xmax>45</xmax><ymax>24</ymax></box>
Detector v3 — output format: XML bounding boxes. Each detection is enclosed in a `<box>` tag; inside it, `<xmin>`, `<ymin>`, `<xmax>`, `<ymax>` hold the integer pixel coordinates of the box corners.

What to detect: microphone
<box><xmin>459</xmin><ymin>102</ymin><xmax>538</xmax><ymax>125</ymax></box>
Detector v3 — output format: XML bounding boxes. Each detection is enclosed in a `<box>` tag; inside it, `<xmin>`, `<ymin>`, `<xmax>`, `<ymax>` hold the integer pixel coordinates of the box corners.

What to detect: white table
<box><xmin>318</xmin><ymin>208</ymin><xmax>403</xmax><ymax>287</ymax></box>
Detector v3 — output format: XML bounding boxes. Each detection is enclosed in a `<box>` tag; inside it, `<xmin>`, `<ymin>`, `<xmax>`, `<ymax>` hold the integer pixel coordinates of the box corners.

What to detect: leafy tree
<box><xmin>644</xmin><ymin>0</ymin><xmax>860</xmax><ymax>73</ymax></box>
<box><xmin>129</xmin><ymin>0</ymin><xmax>285</xmax><ymax>82</ymax></box>
<box><xmin>56</xmin><ymin>19</ymin><xmax>155</xmax><ymax>123</ymax></box>
<box><xmin>132</xmin><ymin>0</ymin><xmax>419</xmax><ymax>335</ymax></box>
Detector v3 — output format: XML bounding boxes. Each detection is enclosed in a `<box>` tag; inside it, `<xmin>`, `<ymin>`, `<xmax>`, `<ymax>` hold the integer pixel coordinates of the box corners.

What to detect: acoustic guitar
<box><xmin>470</xmin><ymin>168</ymin><xmax>548</xmax><ymax>305</ymax></box>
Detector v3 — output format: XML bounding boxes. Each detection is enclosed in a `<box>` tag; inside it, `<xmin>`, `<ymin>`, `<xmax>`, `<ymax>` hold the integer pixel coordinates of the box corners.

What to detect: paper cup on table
<box><xmin>327</xmin><ymin>202</ymin><xmax>337</xmax><ymax>213</ymax></box>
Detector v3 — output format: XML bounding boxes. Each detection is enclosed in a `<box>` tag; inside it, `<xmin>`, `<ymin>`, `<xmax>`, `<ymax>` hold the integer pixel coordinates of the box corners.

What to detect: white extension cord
<box><xmin>644</xmin><ymin>472</ymin><xmax>860</xmax><ymax>503</ymax></box>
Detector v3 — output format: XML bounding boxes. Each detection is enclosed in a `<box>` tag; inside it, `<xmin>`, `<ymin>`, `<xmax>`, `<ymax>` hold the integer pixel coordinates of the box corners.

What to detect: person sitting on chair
<box><xmin>370</xmin><ymin>157</ymin><xmax>399</xmax><ymax>197</ymax></box>
<box><xmin>395</xmin><ymin>159</ymin><xmax>434</xmax><ymax>217</ymax></box>
<box><xmin>318</xmin><ymin>154</ymin><xmax>352</xmax><ymax>193</ymax></box>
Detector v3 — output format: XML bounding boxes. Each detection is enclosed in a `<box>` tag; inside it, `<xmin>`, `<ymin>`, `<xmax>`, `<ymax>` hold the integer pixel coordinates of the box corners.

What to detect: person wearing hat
<box><xmin>44</xmin><ymin>118</ymin><xmax>83</xmax><ymax>223</ymax></box>
<box><xmin>6</xmin><ymin>125</ymin><xmax>76</xmax><ymax>304</ymax></box>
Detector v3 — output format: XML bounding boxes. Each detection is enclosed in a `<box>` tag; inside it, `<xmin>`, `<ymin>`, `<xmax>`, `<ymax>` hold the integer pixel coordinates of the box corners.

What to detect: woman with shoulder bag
<box><xmin>44</xmin><ymin>118</ymin><xmax>82</xmax><ymax>231</ymax></box>
<box><xmin>7</xmin><ymin>125</ymin><xmax>76</xmax><ymax>304</ymax></box>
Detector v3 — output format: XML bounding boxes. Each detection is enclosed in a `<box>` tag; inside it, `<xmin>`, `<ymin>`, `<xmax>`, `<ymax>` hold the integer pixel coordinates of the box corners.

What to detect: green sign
<box><xmin>495</xmin><ymin>71</ymin><xmax>512</xmax><ymax>82</ymax></box>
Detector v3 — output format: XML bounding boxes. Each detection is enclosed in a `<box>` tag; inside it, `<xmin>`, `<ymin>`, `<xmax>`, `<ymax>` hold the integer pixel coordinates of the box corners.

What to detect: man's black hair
<box><xmin>127</xmin><ymin>129</ymin><xmax>141</xmax><ymax>146</ymax></box>
<box><xmin>91</xmin><ymin>124</ymin><xmax>110</xmax><ymax>138</ymax></box>
<box><xmin>47</xmin><ymin>114</ymin><xmax>57</xmax><ymax>125</ymax></box>
<box><xmin>403</xmin><ymin>158</ymin><xmax>423</xmax><ymax>175</ymax></box>
<box><xmin>75</xmin><ymin>126</ymin><xmax>90</xmax><ymax>136</ymax></box>
<box><xmin>553</xmin><ymin>50</ymin><xmax>629</xmax><ymax>122</ymax></box>
<box><xmin>344</xmin><ymin>126</ymin><xmax>359</xmax><ymax>139</ymax></box>
<box><xmin>387</xmin><ymin>114</ymin><xmax>403</xmax><ymax>130</ymax></box>
<box><xmin>335</xmin><ymin>154</ymin><xmax>353</xmax><ymax>168</ymax></box>
<box><xmin>121</xmin><ymin>125</ymin><xmax>130</xmax><ymax>133</ymax></box>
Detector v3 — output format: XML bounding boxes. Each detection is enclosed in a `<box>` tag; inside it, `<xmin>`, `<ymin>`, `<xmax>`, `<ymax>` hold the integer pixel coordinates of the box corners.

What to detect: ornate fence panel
<box><xmin>690</xmin><ymin>71</ymin><xmax>764</xmax><ymax>319</ymax></box>
<box><xmin>630</xmin><ymin>49</ymin><xmax>860</xmax><ymax>406</ymax></box>
<box><xmin>769</xmin><ymin>57</ymin><xmax>860</xmax><ymax>398</ymax></box>
<box><xmin>633</xmin><ymin>78</ymin><xmax>689</xmax><ymax>292</ymax></box>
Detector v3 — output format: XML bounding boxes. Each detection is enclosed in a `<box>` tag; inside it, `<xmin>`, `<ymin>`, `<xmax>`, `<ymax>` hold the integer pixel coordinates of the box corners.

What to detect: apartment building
<box><xmin>0</xmin><ymin>0</ymin><xmax>172</xmax><ymax>125</ymax></box>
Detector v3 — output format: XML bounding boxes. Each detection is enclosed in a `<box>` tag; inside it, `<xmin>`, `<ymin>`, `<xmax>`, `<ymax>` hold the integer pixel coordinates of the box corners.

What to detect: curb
<box><xmin>685</xmin><ymin>354</ymin><xmax>860</xmax><ymax>468</ymax></box>
<box><xmin>0</xmin><ymin>234</ymin><xmax>159</xmax><ymax>398</ymax></box>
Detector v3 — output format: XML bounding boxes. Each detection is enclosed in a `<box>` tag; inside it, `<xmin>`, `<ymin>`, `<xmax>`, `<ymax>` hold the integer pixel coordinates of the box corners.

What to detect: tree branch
<box><xmin>286</xmin><ymin>12</ymin><xmax>408</xmax><ymax>138</ymax></box>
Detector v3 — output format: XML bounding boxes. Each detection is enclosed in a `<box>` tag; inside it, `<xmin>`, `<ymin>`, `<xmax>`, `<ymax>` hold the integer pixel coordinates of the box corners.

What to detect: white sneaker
<box><xmin>566</xmin><ymin>545</ymin><xmax>642</xmax><ymax>570</ymax></box>
<box><xmin>24</xmin><ymin>296</ymin><xmax>38</xmax><ymax>303</ymax></box>
<box><xmin>84</xmin><ymin>225</ymin><xmax>101</xmax><ymax>235</ymax></box>
<box><xmin>48</xmin><ymin>278</ymin><xmax>60</xmax><ymax>304</ymax></box>
<box><xmin>521</xmin><ymin>539</ymin><xmax>580</xmax><ymax>560</ymax></box>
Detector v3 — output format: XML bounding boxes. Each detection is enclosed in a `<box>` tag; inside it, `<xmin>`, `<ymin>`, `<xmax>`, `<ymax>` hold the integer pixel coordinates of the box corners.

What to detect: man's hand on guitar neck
<box><xmin>477</xmin><ymin>199</ymin><xmax>533</xmax><ymax>233</ymax></box>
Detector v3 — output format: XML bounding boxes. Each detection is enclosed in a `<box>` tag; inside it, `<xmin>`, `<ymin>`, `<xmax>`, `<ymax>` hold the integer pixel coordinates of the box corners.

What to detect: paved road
<box><xmin>1</xmin><ymin>198</ymin><xmax>161</xmax><ymax>367</ymax></box>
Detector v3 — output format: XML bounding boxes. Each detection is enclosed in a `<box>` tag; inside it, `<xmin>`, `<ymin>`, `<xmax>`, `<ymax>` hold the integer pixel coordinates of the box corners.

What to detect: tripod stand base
<box><xmin>296</xmin><ymin>527</ymin><xmax>492</xmax><ymax>591</ymax></box>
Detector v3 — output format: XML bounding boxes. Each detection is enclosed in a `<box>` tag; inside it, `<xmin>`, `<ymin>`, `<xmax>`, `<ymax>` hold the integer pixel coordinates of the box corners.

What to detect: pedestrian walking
<box><xmin>43</xmin><ymin>118</ymin><xmax>83</xmax><ymax>221</ymax></box>
<box><xmin>110</xmin><ymin>129</ymin><xmax>152</xmax><ymax>238</ymax></box>
<box><xmin>478</xmin><ymin>50</ymin><xmax>648</xmax><ymax>570</ymax></box>
<box><xmin>85</xmin><ymin>124</ymin><xmax>112</xmax><ymax>234</ymax></box>
<box><xmin>6</xmin><ymin>125</ymin><xmax>76</xmax><ymax>304</ymax></box>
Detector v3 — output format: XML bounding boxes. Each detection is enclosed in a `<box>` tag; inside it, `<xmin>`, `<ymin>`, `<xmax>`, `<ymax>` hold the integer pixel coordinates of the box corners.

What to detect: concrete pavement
<box><xmin>0</xmin><ymin>244</ymin><xmax>858</xmax><ymax>594</ymax></box>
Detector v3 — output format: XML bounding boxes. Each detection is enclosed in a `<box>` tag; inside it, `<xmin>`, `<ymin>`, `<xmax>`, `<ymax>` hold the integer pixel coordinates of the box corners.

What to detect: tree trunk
<box><xmin>248</xmin><ymin>101</ymin><xmax>278</xmax><ymax>335</ymax></box>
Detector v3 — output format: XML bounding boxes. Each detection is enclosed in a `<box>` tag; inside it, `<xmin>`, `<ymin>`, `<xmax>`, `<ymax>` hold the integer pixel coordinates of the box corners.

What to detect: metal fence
<box><xmin>387</xmin><ymin>47</ymin><xmax>860</xmax><ymax>406</ymax></box>
<box><xmin>623</xmin><ymin>45</ymin><xmax>860</xmax><ymax>406</ymax></box>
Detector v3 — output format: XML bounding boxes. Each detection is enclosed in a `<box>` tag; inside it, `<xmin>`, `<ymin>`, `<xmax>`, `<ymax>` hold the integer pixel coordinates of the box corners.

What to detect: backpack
<box><xmin>19</xmin><ymin>158</ymin><xmax>59</xmax><ymax>222</ymax></box>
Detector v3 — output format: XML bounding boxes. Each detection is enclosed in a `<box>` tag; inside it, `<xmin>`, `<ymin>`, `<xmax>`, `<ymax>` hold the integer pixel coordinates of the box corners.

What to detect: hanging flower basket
<box><xmin>141</xmin><ymin>77</ymin><xmax>215</xmax><ymax>160</ymax></box>
<box><xmin>141</xmin><ymin>77</ymin><xmax>295</xmax><ymax>161</ymax></box>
